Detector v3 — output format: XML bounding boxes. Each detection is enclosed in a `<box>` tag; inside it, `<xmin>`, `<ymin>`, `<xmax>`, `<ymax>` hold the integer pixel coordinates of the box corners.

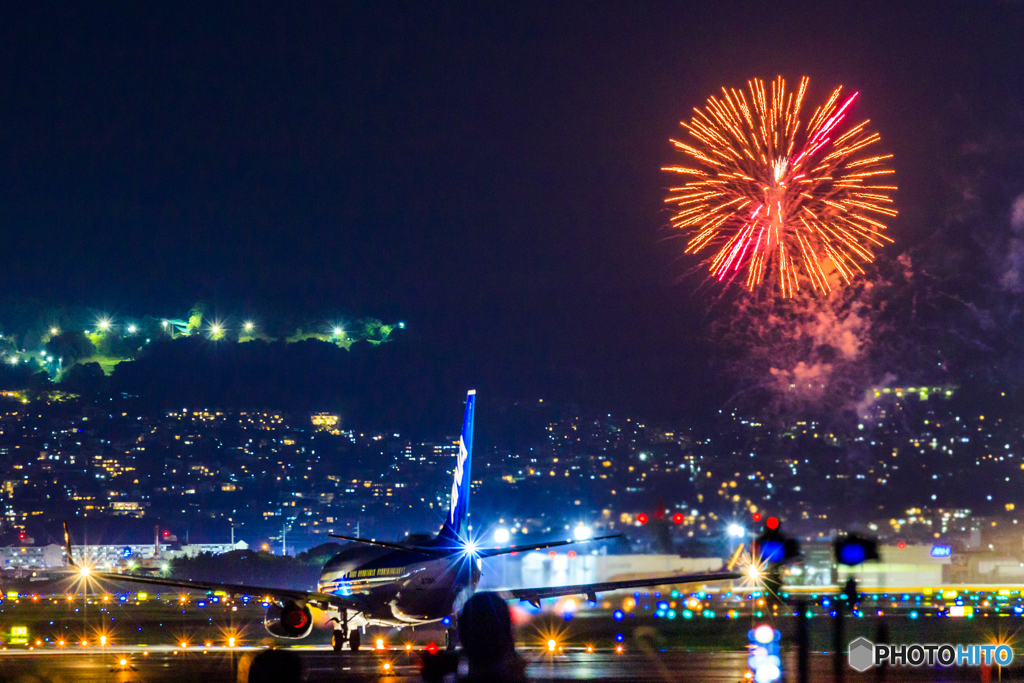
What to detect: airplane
<box><xmin>63</xmin><ymin>390</ymin><xmax>741</xmax><ymax>652</ymax></box>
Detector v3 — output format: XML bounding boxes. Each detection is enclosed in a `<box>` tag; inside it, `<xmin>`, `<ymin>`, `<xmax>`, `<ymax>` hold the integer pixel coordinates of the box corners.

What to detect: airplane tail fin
<box><xmin>438</xmin><ymin>390</ymin><xmax>475</xmax><ymax>543</ymax></box>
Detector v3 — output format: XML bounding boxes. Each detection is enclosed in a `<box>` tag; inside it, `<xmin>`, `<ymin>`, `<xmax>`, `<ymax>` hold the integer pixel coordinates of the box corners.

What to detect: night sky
<box><xmin>1</xmin><ymin>2</ymin><xmax>1022</xmax><ymax>420</ymax></box>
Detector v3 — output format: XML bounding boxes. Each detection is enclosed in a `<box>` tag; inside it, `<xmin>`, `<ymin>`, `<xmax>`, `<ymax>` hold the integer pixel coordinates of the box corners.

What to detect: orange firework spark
<box><xmin>663</xmin><ymin>76</ymin><xmax>896</xmax><ymax>296</ymax></box>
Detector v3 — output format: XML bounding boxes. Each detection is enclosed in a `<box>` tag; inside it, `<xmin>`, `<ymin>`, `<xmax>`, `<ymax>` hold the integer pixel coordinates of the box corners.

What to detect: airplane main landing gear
<box><xmin>445</xmin><ymin>627</ymin><xmax>457</xmax><ymax>651</ymax></box>
<box><xmin>332</xmin><ymin>629</ymin><xmax>344</xmax><ymax>653</ymax></box>
<box><xmin>329</xmin><ymin>612</ymin><xmax>361</xmax><ymax>653</ymax></box>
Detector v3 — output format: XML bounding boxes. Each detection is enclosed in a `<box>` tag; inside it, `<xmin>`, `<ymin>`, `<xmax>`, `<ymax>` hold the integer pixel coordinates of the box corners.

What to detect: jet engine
<box><xmin>264</xmin><ymin>600</ymin><xmax>314</xmax><ymax>639</ymax></box>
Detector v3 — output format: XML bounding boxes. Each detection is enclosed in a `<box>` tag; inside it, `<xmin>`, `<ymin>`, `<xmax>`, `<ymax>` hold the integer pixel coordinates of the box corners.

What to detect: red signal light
<box><xmin>897</xmin><ymin>541</ymin><xmax>905</xmax><ymax>549</ymax></box>
<box><xmin>637</xmin><ymin>514</ymin><xmax>648</xmax><ymax>525</ymax></box>
<box><xmin>567</xmin><ymin>550</ymin><xmax>577</xmax><ymax>559</ymax></box>
<box><xmin>752</xmin><ymin>513</ymin><xmax>762</xmax><ymax>522</ymax></box>
<box><xmin>672</xmin><ymin>513</ymin><xmax>683</xmax><ymax>524</ymax></box>
<box><xmin>426</xmin><ymin>643</ymin><xmax>438</xmax><ymax>654</ymax></box>
<box><xmin>548</xmin><ymin>551</ymin><xmax>557</xmax><ymax>559</ymax></box>
<box><xmin>18</xmin><ymin>533</ymin><xmax>25</xmax><ymax>540</ymax></box>
<box><xmin>162</xmin><ymin>531</ymin><xmax>169</xmax><ymax>537</ymax></box>
<box><xmin>766</xmin><ymin>517</ymin><xmax>779</xmax><ymax>530</ymax></box>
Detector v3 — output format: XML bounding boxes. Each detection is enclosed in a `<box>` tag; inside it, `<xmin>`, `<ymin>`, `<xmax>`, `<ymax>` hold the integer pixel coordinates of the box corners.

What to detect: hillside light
<box><xmin>244</xmin><ymin>321</ymin><xmax>254</xmax><ymax>331</ymax></box>
<box><xmin>127</xmin><ymin>324</ymin><xmax>137</xmax><ymax>334</ymax></box>
<box><xmin>98</xmin><ymin>319</ymin><xmax>111</xmax><ymax>330</ymax></box>
<box><xmin>333</xmin><ymin>327</ymin><xmax>343</xmax><ymax>336</ymax></box>
<box><xmin>50</xmin><ymin>328</ymin><xmax>58</xmax><ymax>335</ymax></box>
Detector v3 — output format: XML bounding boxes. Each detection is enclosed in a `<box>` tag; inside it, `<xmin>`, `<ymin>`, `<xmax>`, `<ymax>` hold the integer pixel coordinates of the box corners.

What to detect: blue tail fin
<box><xmin>438</xmin><ymin>390</ymin><xmax>475</xmax><ymax>542</ymax></box>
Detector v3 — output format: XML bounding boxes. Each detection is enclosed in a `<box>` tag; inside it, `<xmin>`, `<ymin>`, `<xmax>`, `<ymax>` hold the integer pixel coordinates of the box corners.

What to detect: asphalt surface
<box><xmin>0</xmin><ymin>646</ymin><xmax>1017</xmax><ymax>682</ymax></box>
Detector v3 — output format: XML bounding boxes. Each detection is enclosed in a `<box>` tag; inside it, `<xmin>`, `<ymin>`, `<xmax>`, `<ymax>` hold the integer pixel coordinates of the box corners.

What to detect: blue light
<box><xmin>442</xmin><ymin>616</ymin><xmax>452</xmax><ymax>626</ymax></box>
<box><xmin>761</xmin><ymin>540</ymin><xmax>784</xmax><ymax>563</ymax></box>
<box><xmin>910</xmin><ymin>610</ymin><xmax>919</xmax><ymax>619</ymax></box>
<box><xmin>615</xmin><ymin>634</ymin><xmax>624</xmax><ymax>642</ymax></box>
<box><xmin>838</xmin><ymin>543</ymin><xmax>866</xmax><ymax>565</ymax></box>
<box><xmin>656</xmin><ymin>601</ymin><xmax>669</xmax><ymax>611</ymax></box>
<box><xmin>931</xmin><ymin>545</ymin><xmax>952</xmax><ymax>558</ymax></box>
<box><xmin>613</xmin><ymin>610</ymin><xmax>625</xmax><ymax>621</ymax></box>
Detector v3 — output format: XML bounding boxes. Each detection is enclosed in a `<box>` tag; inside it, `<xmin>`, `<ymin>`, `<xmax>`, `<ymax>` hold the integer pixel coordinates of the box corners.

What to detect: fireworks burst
<box><xmin>664</xmin><ymin>76</ymin><xmax>897</xmax><ymax>296</ymax></box>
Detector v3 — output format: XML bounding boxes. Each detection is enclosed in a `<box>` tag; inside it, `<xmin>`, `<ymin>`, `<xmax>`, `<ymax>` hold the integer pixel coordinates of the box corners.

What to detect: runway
<box><xmin>0</xmin><ymin>645</ymin><xmax>1008</xmax><ymax>682</ymax></box>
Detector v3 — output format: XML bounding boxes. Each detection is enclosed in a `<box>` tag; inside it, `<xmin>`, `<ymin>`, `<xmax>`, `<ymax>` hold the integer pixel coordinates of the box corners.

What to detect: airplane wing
<box><xmin>63</xmin><ymin>523</ymin><xmax>353</xmax><ymax>611</ymax></box>
<box><xmin>499</xmin><ymin>570</ymin><xmax>741</xmax><ymax>607</ymax></box>
<box><xmin>477</xmin><ymin>534</ymin><xmax>621</xmax><ymax>558</ymax></box>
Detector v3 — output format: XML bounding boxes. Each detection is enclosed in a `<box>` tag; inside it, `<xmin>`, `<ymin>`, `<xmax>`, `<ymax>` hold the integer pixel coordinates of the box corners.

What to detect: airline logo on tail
<box><xmin>441</xmin><ymin>389</ymin><xmax>474</xmax><ymax>537</ymax></box>
<box><xmin>449</xmin><ymin>437</ymin><xmax>468</xmax><ymax>524</ymax></box>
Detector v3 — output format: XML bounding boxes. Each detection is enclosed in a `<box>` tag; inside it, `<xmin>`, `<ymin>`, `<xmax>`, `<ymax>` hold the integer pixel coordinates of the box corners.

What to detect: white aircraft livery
<box><xmin>64</xmin><ymin>390</ymin><xmax>739</xmax><ymax>651</ymax></box>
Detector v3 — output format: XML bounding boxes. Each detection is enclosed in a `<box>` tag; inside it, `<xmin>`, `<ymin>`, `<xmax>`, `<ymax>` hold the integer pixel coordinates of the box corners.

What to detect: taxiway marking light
<box><xmin>376</xmin><ymin>638</ymin><xmax>385</xmax><ymax>650</ymax></box>
<box><xmin>547</xmin><ymin>639</ymin><xmax>557</xmax><ymax>652</ymax></box>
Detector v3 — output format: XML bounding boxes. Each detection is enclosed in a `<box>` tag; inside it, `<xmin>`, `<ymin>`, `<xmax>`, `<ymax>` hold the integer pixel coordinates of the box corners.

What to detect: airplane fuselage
<box><xmin>318</xmin><ymin>545</ymin><xmax>480</xmax><ymax>627</ymax></box>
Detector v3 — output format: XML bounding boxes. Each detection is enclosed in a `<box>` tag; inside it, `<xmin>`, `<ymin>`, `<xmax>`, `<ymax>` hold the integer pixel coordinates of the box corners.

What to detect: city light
<box><xmin>127</xmin><ymin>324</ymin><xmax>137</xmax><ymax>334</ymax></box>
<box><xmin>98</xmin><ymin>319</ymin><xmax>111</xmax><ymax>330</ymax></box>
